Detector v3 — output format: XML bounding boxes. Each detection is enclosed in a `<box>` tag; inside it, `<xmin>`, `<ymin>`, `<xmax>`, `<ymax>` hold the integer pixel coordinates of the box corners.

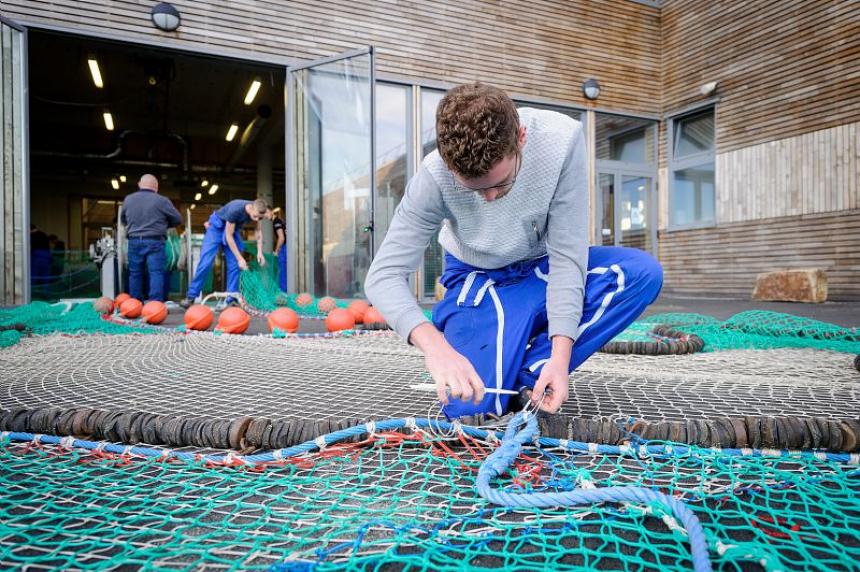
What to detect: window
<box><xmin>669</xmin><ymin>109</ymin><xmax>715</xmax><ymax>228</ymax></box>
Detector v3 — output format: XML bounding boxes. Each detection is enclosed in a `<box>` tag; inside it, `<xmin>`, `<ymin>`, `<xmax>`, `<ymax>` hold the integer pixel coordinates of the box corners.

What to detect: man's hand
<box><xmin>531</xmin><ymin>359</ymin><xmax>570</xmax><ymax>413</ymax></box>
<box><xmin>257</xmin><ymin>252</ymin><xmax>266</xmax><ymax>266</ymax></box>
<box><xmin>237</xmin><ymin>257</ymin><xmax>249</xmax><ymax>271</ymax></box>
<box><xmin>410</xmin><ymin>323</ymin><xmax>485</xmax><ymax>405</ymax></box>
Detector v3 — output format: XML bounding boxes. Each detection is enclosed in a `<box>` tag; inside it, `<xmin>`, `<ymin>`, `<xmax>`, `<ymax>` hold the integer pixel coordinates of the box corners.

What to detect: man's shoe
<box><xmin>179</xmin><ymin>298</ymin><xmax>194</xmax><ymax>309</ymax></box>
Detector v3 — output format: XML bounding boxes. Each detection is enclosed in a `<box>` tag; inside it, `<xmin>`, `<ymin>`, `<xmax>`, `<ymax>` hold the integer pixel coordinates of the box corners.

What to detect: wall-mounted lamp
<box><xmin>699</xmin><ymin>81</ymin><xmax>718</xmax><ymax>96</ymax></box>
<box><xmin>151</xmin><ymin>2</ymin><xmax>181</xmax><ymax>32</ymax></box>
<box><xmin>582</xmin><ymin>78</ymin><xmax>601</xmax><ymax>100</ymax></box>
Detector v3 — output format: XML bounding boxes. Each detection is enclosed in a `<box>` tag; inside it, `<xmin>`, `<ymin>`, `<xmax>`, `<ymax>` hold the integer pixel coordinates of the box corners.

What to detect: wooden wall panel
<box><xmin>662</xmin><ymin>0</ymin><xmax>860</xmax><ymax>153</ymax></box>
<box><xmin>715</xmin><ymin>121</ymin><xmax>860</xmax><ymax>223</ymax></box>
<box><xmin>659</xmin><ymin>210</ymin><xmax>860</xmax><ymax>300</ymax></box>
<box><xmin>1</xmin><ymin>0</ymin><xmax>662</xmax><ymax>113</ymax></box>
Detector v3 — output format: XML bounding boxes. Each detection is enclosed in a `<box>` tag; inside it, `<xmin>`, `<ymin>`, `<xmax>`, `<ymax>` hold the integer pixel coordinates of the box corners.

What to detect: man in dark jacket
<box><xmin>121</xmin><ymin>174</ymin><xmax>182</xmax><ymax>301</ymax></box>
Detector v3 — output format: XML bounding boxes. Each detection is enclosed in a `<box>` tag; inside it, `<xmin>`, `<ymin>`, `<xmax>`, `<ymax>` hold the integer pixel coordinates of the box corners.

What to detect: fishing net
<box><xmin>0</xmin><ymin>414</ymin><xmax>857</xmax><ymax>571</ymax></box>
<box><xmin>607</xmin><ymin>311</ymin><xmax>860</xmax><ymax>355</ymax></box>
<box><xmin>0</xmin><ymin>302</ymin><xmax>150</xmax><ymax>347</ymax></box>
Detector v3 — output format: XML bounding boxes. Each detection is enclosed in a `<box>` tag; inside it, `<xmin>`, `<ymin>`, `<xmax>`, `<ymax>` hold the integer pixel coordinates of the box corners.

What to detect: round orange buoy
<box><xmin>295</xmin><ymin>292</ymin><xmax>313</xmax><ymax>308</ymax></box>
<box><xmin>347</xmin><ymin>300</ymin><xmax>370</xmax><ymax>324</ymax></box>
<box><xmin>317</xmin><ymin>296</ymin><xmax>337</xmax><ymax>313</ymax></box>
<box><xmin>119</xmin><ymin>298</ymin><xmax>143</xmax><ymax>319</ymax></box>
<box><xmin>184</xmin><ymin>304</ymin><xmax>214</xmax><ymax>331</ymax></box>
<box><xmin>115</xmin><ymin>293</ymin><xmax>131</xmax><ymax>307</ymax></box>
<box><xmin>141</xmin><ymin>301</ymin><xmax>168</xmax><ymax>324</ymax></box>
<box><xmin>363</xmin><ymin>306</ymin><xmax>386</xmax><ymax>327</ymax></box>
<box><xmin>92</xmin><ymin>296</ymin><xmax>114</xmax><ymax>315</ymax></box>
<box><xmin>217</xmin><ymin>307</ymin><xmax>250</xmax><ymax>334</ymax></box>
<box><xmin>268</xmin><ymin>307</ymin><xmax>299</xmax><ymax>333</ymax></box>
<box><xmin>325</xmin><ymin>308</ymin><xmax>355</xmax><ymax>332</ymax></box>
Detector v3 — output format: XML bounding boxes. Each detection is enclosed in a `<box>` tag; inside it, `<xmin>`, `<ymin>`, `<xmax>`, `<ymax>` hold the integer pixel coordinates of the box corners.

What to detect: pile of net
<box><xmin>0</xmin><ymin>416</ymin><xmax>857</xmax><ymax>571</ymax></box>
<box><xmin>608</xmin><ymin>311</ymin><xmax>860</xmax><ymax>354</ymax></box>
<box><xmin>0</xmin><ymin>302</ymin><xmax>150</xmax><ymax>348</ymax></box>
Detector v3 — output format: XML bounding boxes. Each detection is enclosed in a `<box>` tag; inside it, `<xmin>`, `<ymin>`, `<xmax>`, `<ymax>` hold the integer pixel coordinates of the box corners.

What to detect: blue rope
<box><xmin>474</xmin><ymin>411</ymin><xmax>713</xmax><ymax>572</ymax></box>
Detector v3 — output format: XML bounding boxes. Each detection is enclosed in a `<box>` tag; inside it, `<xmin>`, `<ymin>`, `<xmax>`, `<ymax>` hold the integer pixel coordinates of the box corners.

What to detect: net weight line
<box><xmin>1</xmin><ymin>405</ymin><xmax>858</xmax><ymax>453</ymax></box>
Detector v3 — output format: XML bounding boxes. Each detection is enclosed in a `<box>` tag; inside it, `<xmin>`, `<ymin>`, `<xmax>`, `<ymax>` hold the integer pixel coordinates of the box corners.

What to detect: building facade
<box><xmin>0</xmin><ymin>0</ymin><xmax>857</xmax><ymax>304</ymax></box>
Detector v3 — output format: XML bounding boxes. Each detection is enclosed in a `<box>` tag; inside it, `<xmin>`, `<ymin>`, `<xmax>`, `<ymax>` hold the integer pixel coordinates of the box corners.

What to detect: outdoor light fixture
<box><xmin>150</xmin><ymin>2</ymin><xmax>181</xmax><ymax>32</ymax></box>
<box><xmin>87</xmin><ymin>58</ymin><xmax>104</xmax><ymax>88</ymax></box>
<box><xmin>194</xmin><ymin>192</ymin><xmax>202</xmax><ymax>201</ymax></box>
<box><xmin>200</xmin><ymin>179</ymin><xmax>209</xmax><ymax>187</ymax></box>
<box><xmin>103</xmin><ymin>112</ymin><xmax>115</xmax><ymax>131</ymax></box>
<box><xmin>190</xmin><ymin>204</ymin><xmax>196</xmax><ymax>210</ymax></box>
<box><xmin>244</xmin><ymin>80</ymin><xmax>262</xmax><ymax>105</ymax></box>
<box><xmin>111</xmin><ymin>179</ymin><xmax>120</xmax><ymax>190</ymax></box>
<box><xmin>208</xmin><ymin>184</ymin><xmax>219</xmax><ymax>195</ymax></box>
<box><xmin>119</xmin><ymin>175</ymin><xmax>127</xmax><ymax>183</ymax></box>
<box><xmin>700</xmin><ymin>81</ymin><xmax>718</xmax><ymax>96</ymax></box>
<box><xmin>582</xmin><ymin>78</ymin><xmax>600</xmax><ymax>100</ymax></box>
<box><xmin>225</xmin><ymin>124</ymin><xmax>239</xmax><ymax>142</ymax></box>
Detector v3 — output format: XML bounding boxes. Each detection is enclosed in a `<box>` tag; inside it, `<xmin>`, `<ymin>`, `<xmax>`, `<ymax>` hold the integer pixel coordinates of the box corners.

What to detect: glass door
<box><xmin>0</xmin><ymin>17</ymin><xmax>28</xmax><ymax>304</ymax></box>
<box><xmin>595</xmin><ymin>171</ymin><xmax>656</xmax><ymax>254</ymax></box>
<box><xmin>287</xmin><ymin>48</ymin><xmax>375</xmax><ymax>298</ymax></box>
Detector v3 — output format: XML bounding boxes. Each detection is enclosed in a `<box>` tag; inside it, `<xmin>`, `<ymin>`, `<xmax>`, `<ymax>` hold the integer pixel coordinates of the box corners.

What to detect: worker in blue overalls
<box><xmin>365</xmin><ymin>83</ymin><xmax>663</xmax><ymax>418</ymax></box>
<box><xmin>272</xmin><ymin>212</ymin><xmax>287</xmax><ymax>291</ymax></box>
<box><xmin>180</xmin><ymin>198</ymin><xmax>271</xmax><ymax>308</ymax></box>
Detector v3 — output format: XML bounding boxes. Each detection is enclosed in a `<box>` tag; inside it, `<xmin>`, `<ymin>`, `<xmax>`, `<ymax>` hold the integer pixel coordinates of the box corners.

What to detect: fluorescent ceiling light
<box><xmin>88</xmin><ymin>58</ymin><xmax>104</xmax><ymax>88</ymax></box>
<box><xmin>194</xmin><ymin>192</ymin><xmax>202</xmax><ymax>201</ymax></box>
<box><xmin>111</xmin><ymin>179</ymin><xmax>119</xmax><ymax>190</ymax></box>
<box><xmin>103</xmin><ymin>112</ymin><xmax>114</xmax><ymax>131</ymax></box>
<box><xmin>200</xmin><ymin>179</ymin><xmax>209</xmax><ymax>187</ymax></box>
<box><xmin>225</xmin><ymin>124</ymin><xmax>239</xmax><ymax>142</ymax></box>
<box><xmin>244</xmin><ymin>80</ymin><xmax>262</xmax><ymax>105</ymax></box>
<box><xmin>119</xmin><ymin>175</ymin><xmax>127</xmax><ymax>183</ymax></box>
<box><xmin>189</xmin><ymin>204</ymin><xmax>196</xmax><ymax>210</ymax></box>
<box><xmin>208</xmin><ymin>184</ymin><xmax>219</xmax><ymax>195</ymax></box>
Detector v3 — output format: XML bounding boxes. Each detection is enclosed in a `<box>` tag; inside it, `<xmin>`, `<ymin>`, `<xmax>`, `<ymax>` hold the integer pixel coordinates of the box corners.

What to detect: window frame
<box><xmin>667</xmin><ymin>105</ymin><xmax>717</xmax><ymax>231</ymax></box>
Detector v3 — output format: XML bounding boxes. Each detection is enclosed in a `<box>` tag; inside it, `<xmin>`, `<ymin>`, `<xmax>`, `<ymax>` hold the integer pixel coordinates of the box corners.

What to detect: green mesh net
<box><xmin>0</xmin><ymin>302</ymin><xmax>151</xmax><ymax>348</ymax></box>
<box><xmin>611</xmin><ymin>311</ymin><xmax>860</xmax><ymax>354</ymax></box>
<box><xmin>0</xmin><ymin>426</ymin><xmax>857</xmax><ymax>571</ymax></box>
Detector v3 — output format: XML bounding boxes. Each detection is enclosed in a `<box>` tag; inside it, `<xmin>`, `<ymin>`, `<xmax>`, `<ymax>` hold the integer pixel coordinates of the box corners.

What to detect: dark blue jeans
<box><xmin>127</xmin><ymin>238</ymin><xmax>166</xmax><ymax>301</ymax></box>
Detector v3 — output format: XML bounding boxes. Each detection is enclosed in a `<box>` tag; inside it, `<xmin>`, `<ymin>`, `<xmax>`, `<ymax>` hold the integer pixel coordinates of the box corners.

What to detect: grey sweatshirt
<box><xmin>365</xmin><ymin>107</ymin><xmax>588</xmax><ymax>342</ymax></box>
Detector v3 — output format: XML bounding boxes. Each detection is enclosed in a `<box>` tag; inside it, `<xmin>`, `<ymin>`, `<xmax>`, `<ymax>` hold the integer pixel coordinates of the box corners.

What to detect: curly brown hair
<box><xmin>435</xmin><ymin>83</ymin><xmax>520</xmax><ymax>179</ymax></box>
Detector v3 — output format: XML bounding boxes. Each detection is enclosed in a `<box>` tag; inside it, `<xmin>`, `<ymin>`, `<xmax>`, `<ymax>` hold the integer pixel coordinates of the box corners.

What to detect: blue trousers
<box><xmin>187</xmin><ymin>214</ymin><xmax>243</xmax><ymax>300</ymax></box>
<box><xmin>127</xmin><ymin>238</ymin><xmax>166</xmax><ymax>301</ymax></box>
<box><xmin>432</xmin><ymin>246</ymin><xmax>663</xmax><ymax>418</ymax></box>
<box><xmin>30</xmin><ymin>250</ymin><xmax>52</xmax><ymax>286</ymax></box>
<box><xmin>277</xmin><ymin>244</ymin><xmax>287</xmax><ymax>291</ymax></box>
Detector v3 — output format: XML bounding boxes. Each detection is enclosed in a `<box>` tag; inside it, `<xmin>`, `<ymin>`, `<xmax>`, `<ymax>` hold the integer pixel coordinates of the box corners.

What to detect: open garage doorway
<box><xmin>27</xmin><ymin>30</ymin><xmax>285</xmax><ymax>301</ymax></box>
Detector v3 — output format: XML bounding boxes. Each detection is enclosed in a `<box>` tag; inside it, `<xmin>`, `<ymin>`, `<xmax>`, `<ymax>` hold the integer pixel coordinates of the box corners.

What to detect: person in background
<box><xmin>272</xmin><ymin>211</ymin><xmax>287</xmax><ymax>291</ymax></box>
<box><xmin>180</xmin><ymin>198</ymin><xmax>271</xmax><ymax>308</ymax></box>
<box><xmin>30</xmin><ymin>224</ymin><xmax>52</xmax><ymax>286</ymax></box>
<box><xmin>121</xmin><ymin>174</ymin><xmax>182</xmax><ymax>302</ymax></box>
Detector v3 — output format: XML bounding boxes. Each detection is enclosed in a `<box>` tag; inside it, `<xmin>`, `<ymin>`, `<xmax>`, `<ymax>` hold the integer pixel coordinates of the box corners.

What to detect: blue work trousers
<box><xmin>127</xmin><ymin>238</ymin><xmax>166</xmax><ymax>302</ymax></box>
<box><xmin>432</xmin><ymin>246</ymin><xmax>663</xmax><ymax>418</ymax></box>
<box><xmin>277</xmin><ymin>244</ymin><xmax>287</xmax><ymax>292</ymax></box>
<box><xmin>187</xmin><ymin>213</ymin><xmax>243</xmax><ymax>300</ymax></box>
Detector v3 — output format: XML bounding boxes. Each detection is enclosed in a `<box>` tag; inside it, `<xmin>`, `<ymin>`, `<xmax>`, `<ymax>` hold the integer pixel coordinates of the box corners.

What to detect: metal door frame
<box><xmin>595</xmin><ymin>161</ymin><xmax>657</xmax><ymax>255</ymax></box>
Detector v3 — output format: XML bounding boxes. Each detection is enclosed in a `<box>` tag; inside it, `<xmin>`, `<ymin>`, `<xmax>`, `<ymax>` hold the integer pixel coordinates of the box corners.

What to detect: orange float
<box><xmin>295</xmin><ymin>292</ymin><xmax>313</xmax><ymax>308</ymax></box>
<box><xmin>347</xmin><ymin>299</ymin><xmax>370</xmax><ymax>324</ymax></box>
<box><xmin>317</xmin><ymin>296</ymin><xmax>337</xmax><ymax>313</ymax></box>
<box><xmin>141</xmin><ymin>301</ymin><xmax>168</xmax><ymax>324</ymax></box>
<box><xmin>363</xmin><ymin>306</ymin><xmax>386</xmax><ymax>327</ymax></box>
<box><xmin>115</xmin><ymin>293</ymin><xmax>131</xmax><ymax>307</ymax></box>
<box><xmin>184</xmin><ymin>304</ymin><xmax>214</xmax><ymax>331</ymax></box>
<box><xmin>325</xmin><ymin>308</ymin><xmax>355</xmax><ymax>332</ymax></box>
<box><xmin>217</xmin><ymin>307</ymin><xmax>250</xmax><ymax>334</ymax></box>
<box><xmin>119</xmin><ymin>298</ymin><xmax>143</xmax><ymax>319</ymax></box>
<box><xmin>92</xmin><ymin>296</ymin><xmax>114</xmax><ymax>315</ymax></box>
<box><xmin>268</xmin><ymin>307</ymin><xmax>300</xmax><ymax>333</ymax></box>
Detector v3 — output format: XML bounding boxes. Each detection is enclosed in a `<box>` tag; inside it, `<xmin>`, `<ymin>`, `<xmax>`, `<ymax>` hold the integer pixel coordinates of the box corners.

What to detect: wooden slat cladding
<box><xmin>1</xmin><ymin>0</ymin><xmax>662</xmax><ymax>113</ymax></box>
<box><xmin>716</xmin><ymin>121</ymin><xmax>859</xmax><ymax>223</ymax></box>
<box><xmin>662</xmin><ymin>0</ymin><xmax>860</xmax><ymax>152</ymax></box>
<box><xmin>659</xmin><ymin>210</ymin><xmax>860</xmax><ymax>300</ymax></box>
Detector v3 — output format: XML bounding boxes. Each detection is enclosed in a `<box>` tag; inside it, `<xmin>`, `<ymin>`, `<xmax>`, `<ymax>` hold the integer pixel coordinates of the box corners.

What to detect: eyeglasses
<box><xmin>453</xmin><ymin>152</ymin><xmax>521</xmax><ymax>194</ymax></box>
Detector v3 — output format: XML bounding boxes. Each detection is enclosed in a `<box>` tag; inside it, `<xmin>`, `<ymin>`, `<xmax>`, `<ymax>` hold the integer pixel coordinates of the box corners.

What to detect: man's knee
<box><xmin>626</xmin><ymin>249</ymin><xmax>663</xmax><ymax>299</ymax></box>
